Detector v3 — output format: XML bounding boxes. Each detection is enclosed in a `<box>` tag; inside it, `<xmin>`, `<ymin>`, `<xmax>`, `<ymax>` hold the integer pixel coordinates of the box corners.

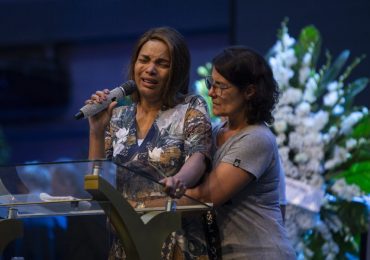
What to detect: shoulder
<box><xmin>184</xmin><ymin>94</ymin><xmax>208</xmax><ymax>107</ymax></box>
<box><xmin>184</xmin><ymin>94</ymin><xmax>209</xmax><ymax>116</ymax></box>
<box><xmin>236</xmin><ymin>124</ymin><xmax>276</xmax><ymax>150</ymax></box>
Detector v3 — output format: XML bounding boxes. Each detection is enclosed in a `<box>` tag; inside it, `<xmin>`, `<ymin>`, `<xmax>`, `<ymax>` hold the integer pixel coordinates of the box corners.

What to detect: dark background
<box><xmin>0</xmin><ymin>0</ymin><xmax>369</xmax><ymax>259</ymax></box>
<box><xmin>0</xmin><ymin>0</ymin><xmax>369</xmax><ymax>164</ymax></box>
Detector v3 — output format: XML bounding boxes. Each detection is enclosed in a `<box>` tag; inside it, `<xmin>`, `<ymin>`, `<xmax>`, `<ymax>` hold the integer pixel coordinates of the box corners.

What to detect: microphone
<box><xmin>74</xmin><ymin>80</ymin><xmax>137</xmax><ymax>120</ymax></box>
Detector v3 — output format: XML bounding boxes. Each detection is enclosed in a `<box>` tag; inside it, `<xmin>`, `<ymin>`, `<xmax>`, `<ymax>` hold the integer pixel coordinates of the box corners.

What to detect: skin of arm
<box><xmin>130</xmin><ymin>160</ymin><xmax>255</xmax><ymax>209</ymax></box>
<box><xmin>160</xmin><ymin>152</ymin><xmax>207</xmax><ymax>197</ymax></box>
<box><xmin>87</xmin><ymin>91</ymin><xmax>117</xmax><ymax>160</ymax></box>
<box><xmin>184</xmin><ymin>162</ymin><xmax>255</xmax><ymax>207</ymax></box>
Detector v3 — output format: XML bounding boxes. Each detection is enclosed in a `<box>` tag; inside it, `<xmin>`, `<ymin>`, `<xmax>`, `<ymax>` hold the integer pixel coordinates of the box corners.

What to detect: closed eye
<box><xmin>156</xmin><ymin>59</ymin><xmax>170</xmax><ymax>68</ymax></box>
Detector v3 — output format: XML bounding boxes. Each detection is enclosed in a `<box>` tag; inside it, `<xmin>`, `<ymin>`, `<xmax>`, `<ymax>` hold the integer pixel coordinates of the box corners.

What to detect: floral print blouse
<box><xmin>104</xmin><ymin>94</ymin><xmax>212</xmax><ymax>200</ymax></box>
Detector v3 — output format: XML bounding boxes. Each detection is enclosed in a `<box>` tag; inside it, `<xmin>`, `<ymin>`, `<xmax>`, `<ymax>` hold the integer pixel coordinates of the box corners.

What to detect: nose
<box><xmin>145</xmin><ymin>62</ymin><xmax>157</xmax><ymax>75</ymax></box>
<box><xmin>208</xmin><ymin>85</ymin><xmax>217</xmax><ymax>98</ymax></box>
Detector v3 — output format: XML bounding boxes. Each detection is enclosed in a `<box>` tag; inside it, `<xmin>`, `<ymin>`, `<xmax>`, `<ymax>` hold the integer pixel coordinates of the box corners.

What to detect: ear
<box><xmin>243</xmin><ymin>84</ymin><xmax>256</xmax><ymax>100</ymax></box>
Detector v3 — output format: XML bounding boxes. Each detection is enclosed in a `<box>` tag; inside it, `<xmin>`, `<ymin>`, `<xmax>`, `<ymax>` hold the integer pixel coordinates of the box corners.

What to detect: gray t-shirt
<box><xmin>213</xmin><ymin>122</ymin><xmax>295</xmax><ymax>259</ymax></box>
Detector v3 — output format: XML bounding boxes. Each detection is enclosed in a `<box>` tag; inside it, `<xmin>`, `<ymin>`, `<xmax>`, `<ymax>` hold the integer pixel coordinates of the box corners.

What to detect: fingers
<box><xmin>173</xmin><ymin>185</ymin><xmax>187</xmax><ymax>199</ymax></box>
<box><xmin>107</xmin><ymin>100</ymin><xmax>118</xmax><ymax>117</ymax></box>
<box><xmin>85</xmin><ymin>89</ymin><xmax>110</xmax><ymax>104</ymax></box>
<box><xmin>160</xmin><ymin>176</ymin><xmax>187</xmax><ymax>198</ymax></box>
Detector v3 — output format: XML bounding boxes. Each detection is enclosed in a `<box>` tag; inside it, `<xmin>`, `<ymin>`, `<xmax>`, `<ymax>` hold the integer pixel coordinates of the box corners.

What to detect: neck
<box><xmin>138</xmin><ymin>99</ymin><xmax>162</xmax><ymax>113</ymax></box>
<box><xmin>226</xmin><ymin>114</ymin><xmax>248</xmax><ymax>131</ymax></box>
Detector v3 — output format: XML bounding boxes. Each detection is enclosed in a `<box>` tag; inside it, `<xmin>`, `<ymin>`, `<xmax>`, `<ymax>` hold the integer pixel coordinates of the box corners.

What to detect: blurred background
<box><xmin>0</xmin><ymin>0</ymin><xmax>369</xmax><ymax>164</ymax></box>
<box><xmin>0</xmin><ymin>0</ymin><xmax>370</xmax><ymax>259</ymax></box>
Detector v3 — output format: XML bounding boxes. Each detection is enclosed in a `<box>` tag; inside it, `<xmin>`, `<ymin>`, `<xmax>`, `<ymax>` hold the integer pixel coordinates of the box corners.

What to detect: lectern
<box><xmin>0</xmin><ymin>160</ymin><xmax>211</xmax><ymax>259</ymax></box>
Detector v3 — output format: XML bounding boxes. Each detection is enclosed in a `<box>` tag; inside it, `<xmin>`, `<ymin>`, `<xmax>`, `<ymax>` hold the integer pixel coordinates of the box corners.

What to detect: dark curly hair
<box><xmin>127</xmin><ymin>27</ymin><xmax>190</xmax><ymax>108</ymax></box>
<box><xmin>212</xmin><ymin>46</ymin><xmax>279</xmax><ymax>124</ymax></box>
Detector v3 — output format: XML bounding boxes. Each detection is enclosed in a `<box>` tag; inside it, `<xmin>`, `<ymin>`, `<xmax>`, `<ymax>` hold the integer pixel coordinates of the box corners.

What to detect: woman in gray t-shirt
<box><xmin>173</xmin><ymin>46</ymin><xmax>296</xmax><ymax>259</ymax></box>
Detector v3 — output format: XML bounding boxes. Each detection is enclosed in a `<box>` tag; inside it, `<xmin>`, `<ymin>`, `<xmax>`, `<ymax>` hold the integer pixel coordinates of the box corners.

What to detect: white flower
<box><xmin>323</xmin><ymin>91</ymin><xmax>339</xmax><ymax>107</ymax></box>
<box><xmin>345</xmin><ymin>138</ymin><xmax>357</xmax><ymax>150</ymax></box>
<box><xmin>282</xmin><ymin>33</ymin><xmax>296</xmax><ymax>47</ymax></box>
<box><xmin>299</xmin><ymin>67</ymin><xmax>311</xmax><ymax>85</ymax></box>
<box><xmin>328</xmin><ymin>126</ymin><xmax>338</xmax><ymax>137</ymax></box>
<box><xmin>303</xmin><ymin>77</ymin><xmax>318</xmax><ymax>103</ymax></box>
<box><xmin>276</xmin><ymin>134</ymin><xmax>286</xmax><ymax>145</ymax></box>
<box><xmin>282</xmin><ymin>49</ymin><xmax>298</xmax><ymax>67</ymax></box>
<box><xmin>324</xmin><ymin>159</ymin><xmax>336</xmax><ymax>170</ymax></box>
<box><xmin>259</xmin><ymin>22</ymin><xmax>368</xmax><ymax>259</ymax></box>
<box><xmin>322</xmin><ymin>133</ymin><xmax>330</xmax><ymax>144</ymax></box>
<box><xmin>270</xmin><ymin>58</ymin><xmax>295</xmax><ymax>88</ymax></box>
<box><xmin>302</xmin><ymin>52</ymin><xmax>312</xmax><ymax>65</ymax></box>
<box><xmin>273</xmin><ymin>120</ymin><xmax>288</xmax><ymax>133</ymax></box>
<box><xmin>273</xmin><ymin>41</ymin><xmax>283</xmax><ymax>53</ymax></box>
<box><xmin>340</xmin><ymin>111</ymin><xmax>363</xmax><ymax>134</ymax></box>
<box><xmin>294</xmin><ymin>153</ymin><xmax>309</xmax><ymax>163</ymax></box>
<box><xmin>333</xmin><ymin>105</ymin><xmax>344</xmax><ymax>115</ymax></box>
<box><xmin>302</xmin><ymin>117</ymin><xmax>315</xmax><ymax>128</ymax></box>
<box><xmin>148</xmin><ymin>147</ymin><xmax>163</xmax><ymax>162</ymax></box>
<box><xmin>359</xmin><ymin>138</ymin><xmax>367</xmax><ymax>145</ymax></box>
<box><xmin>324</xmin><ymin>146</ymin><xmax>350</xmax><ymax>170</ymax></box>
<box><xmin>331</xmin><ymin>178</ymin><xmax>363</xmax><ymax>201</ymax></box>
<box><xmin>327</xmin><ymin>81</ymin><xmax>340</xmax><ymax>91</ymax></box>
<box><xmin>281</xmin><ymin>87</ymin><xmax>303</xmax><ymax>105</ymax></box>
<box><xmin>296</xmin><ymin>102</ymin><xmax>311</xmax><ymax>116</ymax></box>
<box><xmin>313</xmin><ymin>111</ymin><xmax>329</xmax><ymax>131</ymax></box>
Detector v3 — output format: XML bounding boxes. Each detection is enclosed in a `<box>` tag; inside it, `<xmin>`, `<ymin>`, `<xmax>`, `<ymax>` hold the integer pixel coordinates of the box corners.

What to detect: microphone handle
<box><xmin>74</xmin><ymin>87</ymin><xmax>124</xmax><ymax>119</ymax></box>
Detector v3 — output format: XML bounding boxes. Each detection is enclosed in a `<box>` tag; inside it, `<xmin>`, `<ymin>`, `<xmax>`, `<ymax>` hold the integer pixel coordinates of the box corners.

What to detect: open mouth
<box><xmin>141</xmin><ymin>77</ymin><xmax>159</xmax><ymax>86</ymax></box>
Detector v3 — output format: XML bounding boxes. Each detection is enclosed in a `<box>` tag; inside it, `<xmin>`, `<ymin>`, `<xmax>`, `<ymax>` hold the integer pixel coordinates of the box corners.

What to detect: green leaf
<box><xmin>297</xmin><ymin>26</ymin><xmax>321</xmax><ymax>65</ymax></box>
<box><xmin>303</xmin><ymin>229</ymin><xmax>326</xmax><ymax>259</ymax></box>
<box><xmin>299</xmin><ymin>26</ymin><xmax>320</xmax><ymax>48</ymax></box>
<box><xmin>335</xmin><ymin>161</ymin><xmax>370</xmax><ymax>193</ymax></box>
<box><xmin>344</xmin><ymin>78</ymin><xmax>369</xmax><ymax>108</ymax></box>
<box><xmin>352</xmin><ymin>113</ymin><xmax>370</xmax><ymax>138</ymax></box>
<box><xmin>335</xmin><ymin>200</ymin><xmax>369</xmax><ymax>235</ymax></box>
<box><xmin>317</xmin><ymin>199</ymin><xmax>369</xmax><ymax>258</ymax></box>
<box><xmin>321</xmin><ymin>50</ymin><xmax>350</xmax><ymax>86</ymax></box>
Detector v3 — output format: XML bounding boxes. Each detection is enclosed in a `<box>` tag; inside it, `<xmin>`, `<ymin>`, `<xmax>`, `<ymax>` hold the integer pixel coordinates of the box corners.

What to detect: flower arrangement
<box><xmin>194</xmin><ymin>19</ymin><xmax>370</xmax><ymax>259</ymax></box>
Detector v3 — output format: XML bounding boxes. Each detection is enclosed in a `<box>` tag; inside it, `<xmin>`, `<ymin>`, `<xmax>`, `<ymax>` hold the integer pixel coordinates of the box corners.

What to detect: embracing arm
<box><xmin>161</xmin><ymin>95</ymin><xmax>212</xmax><ymax>197</ymax></box>
<box><xmin>161</xmin><ymin>152</ymin><xmax>207</xmax><ymax>197</ymax></box>
<box><xmin>185</xmin><ymin>162</ymin><xmax>254</xmax><ymax>207</ymax></box>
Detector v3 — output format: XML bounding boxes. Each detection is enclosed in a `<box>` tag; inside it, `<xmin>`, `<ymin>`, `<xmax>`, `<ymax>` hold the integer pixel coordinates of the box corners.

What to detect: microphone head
<box><xmin>120</xmin><ymin>80</ymin><xmax>137</xmax><ymax>96</ymax></box>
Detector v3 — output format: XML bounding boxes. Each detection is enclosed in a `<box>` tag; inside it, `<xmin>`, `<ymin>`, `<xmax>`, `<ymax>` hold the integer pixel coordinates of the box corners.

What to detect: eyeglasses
<box><xmin>204</xmin><ymin>76</ymin><xmax>232</xmax><ymax>97</ymax></box>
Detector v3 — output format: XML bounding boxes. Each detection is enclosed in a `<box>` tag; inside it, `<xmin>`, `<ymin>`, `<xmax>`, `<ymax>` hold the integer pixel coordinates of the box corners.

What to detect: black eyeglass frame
<box><xmin>204</xmin><ymin>76</ymin><xmax>233</xmax><ymax>97</ymax></box>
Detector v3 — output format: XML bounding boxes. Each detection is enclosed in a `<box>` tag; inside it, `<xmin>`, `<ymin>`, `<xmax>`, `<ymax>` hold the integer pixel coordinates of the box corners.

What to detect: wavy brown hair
<box><xmin>127</xmin><ymin>27</ymin><xmax>190</xmax><ymax>108</ymax></box>
<box><xmin>212</xmin><ymin>46</ymin><xmax>279</xmax><ymax>124</ymax></box>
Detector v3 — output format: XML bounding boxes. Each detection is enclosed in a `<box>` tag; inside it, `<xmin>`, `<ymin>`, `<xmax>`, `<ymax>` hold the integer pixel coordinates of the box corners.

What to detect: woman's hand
<box><xmin>87</xmin><ymin>89</ymin><xmax>118</xmax><ymax>160</ymax></box>
<box><xmin>160</xmin><ymin>176</ymin><xmax>187</xmax><ymax>198</ymax></box>
<box><xmin>86</xmin><ymin>89</ymin><xmax>117</xmax><ymax>134</ymax></box>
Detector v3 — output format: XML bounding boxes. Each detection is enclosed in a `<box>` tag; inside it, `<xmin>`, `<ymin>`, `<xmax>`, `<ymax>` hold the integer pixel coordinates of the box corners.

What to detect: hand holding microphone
<box><xmin>74</xmin><ymin>80</ymin><xmax>137</xmax><ymax>120</ymax></box>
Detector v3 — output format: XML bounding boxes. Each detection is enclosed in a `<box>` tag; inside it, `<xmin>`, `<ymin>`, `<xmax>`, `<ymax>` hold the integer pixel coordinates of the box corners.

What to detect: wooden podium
<box><xmin>0</xmin><ymin>160</ymin><xmax>211</xmax><ymax>259</ymax></box>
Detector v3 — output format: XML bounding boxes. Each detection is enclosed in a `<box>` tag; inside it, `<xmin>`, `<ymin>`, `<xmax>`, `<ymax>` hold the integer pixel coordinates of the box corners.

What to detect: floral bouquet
<box><xmin>195</xmin><ymin>19</ymin><xmax>370</xmax><ymax>259</ymax></box>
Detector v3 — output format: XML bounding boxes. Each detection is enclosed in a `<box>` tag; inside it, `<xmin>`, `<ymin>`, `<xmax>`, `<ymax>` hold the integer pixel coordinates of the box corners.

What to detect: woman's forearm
<box><xmin>174</xmin><ymin>152</ymin><xmax>207</xmax><ymax>188</ymax></box>
<box><xmin>88</xmin><ymin>131</ymin><xmax>106</xmax><ymax>160</ymax></box>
